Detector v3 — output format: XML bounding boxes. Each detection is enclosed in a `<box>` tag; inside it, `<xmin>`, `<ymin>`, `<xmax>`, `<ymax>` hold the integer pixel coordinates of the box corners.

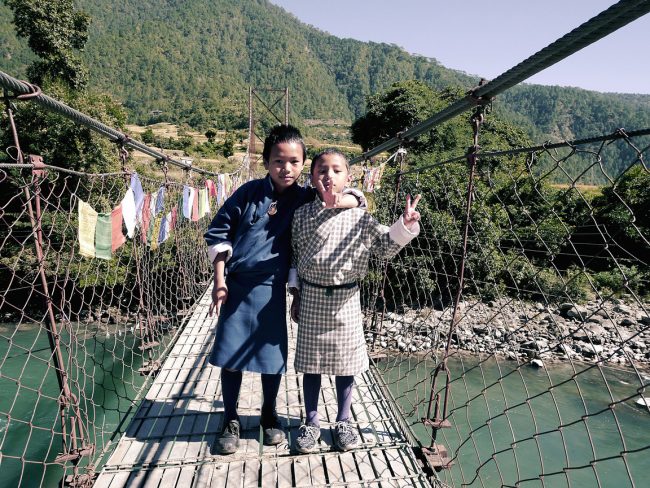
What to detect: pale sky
<box><xmin>270</xmin><ymin>0</ymin><xmax>650</xmax><ymax>95</ymax></box>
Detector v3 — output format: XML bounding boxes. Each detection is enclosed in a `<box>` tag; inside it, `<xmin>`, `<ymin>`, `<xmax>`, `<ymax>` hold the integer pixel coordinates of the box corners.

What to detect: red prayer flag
<box><xmin>111</xmin><ymin>204</ymin><xmax>127</xmax><ymax>252</ymax></box>
<box><xmin>141</xmin><ymin>194</ymin><xmax>151</xmax><ymax>243</ymax></box>
<box><xmin>206</xmin><ymin>179</ymin><xmax>217</xmax><ymax>198</ymax></box>
<box><xmin>191</xmin><ymin>188</ymin><xmax>199</xmax><ymax>221</ymax></box>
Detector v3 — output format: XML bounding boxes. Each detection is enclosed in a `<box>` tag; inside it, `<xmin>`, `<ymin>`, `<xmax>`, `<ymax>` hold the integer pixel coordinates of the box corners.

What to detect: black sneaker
<box><xmin>217</xmin><ymin>419</ymin><xmax>240</xmax><ymax>454</ymax></box>
<box><xmin>294</xmin><ymin>423</ymin><xmax>320</xmax><ymax>454</ymax></box>
<box><xmin>261</xmin><ymin>413</ymin><xmax>285</xmax><ymax>446</ymax></box>
<box><xmin>333</xmin><ymin>420</ymin><xmax>358</xmax><ymax>451</ymax></box>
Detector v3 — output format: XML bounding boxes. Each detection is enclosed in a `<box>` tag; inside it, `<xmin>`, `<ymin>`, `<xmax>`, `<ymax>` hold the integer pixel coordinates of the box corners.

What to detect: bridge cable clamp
<box><xmin>608</xmin><ymin>127</ymin><xmax>630</xmax><ymax>145</ymax></box>
<box><xmin>29</xmin><ymin>154</ymin><xmax>47</xmax><ymax>178</ymax></box>
<box><xmin>467</xmin><ymin>77</ymin><xmax>494</xmax><ymax>108</ymax></box>
<box><xmin>5</xmin><ymin>80</ymin><xmax>42</xmax><ymax>101</ymax></box>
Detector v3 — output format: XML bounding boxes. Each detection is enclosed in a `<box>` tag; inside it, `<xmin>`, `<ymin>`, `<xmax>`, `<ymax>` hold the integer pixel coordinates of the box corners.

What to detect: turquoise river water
<box><xmin>1</xmin><ymin>325</ymin><xmax>649</xmax><ymax>487</ymax></box>
<box><xmin>379</xmin><ymin>355</ymin><xmax>650</xmax><ymax>487</ymax></box>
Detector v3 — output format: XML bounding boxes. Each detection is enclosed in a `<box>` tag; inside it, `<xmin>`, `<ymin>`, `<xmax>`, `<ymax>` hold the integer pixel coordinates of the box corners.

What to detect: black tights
<box><xmin>220</xmin><ymin>369</ymin><xmax>282</xmax><ymax>422</ymax></box>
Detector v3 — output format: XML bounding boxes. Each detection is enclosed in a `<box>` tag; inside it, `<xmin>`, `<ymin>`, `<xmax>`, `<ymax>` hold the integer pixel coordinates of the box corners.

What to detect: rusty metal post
<box><xmin>421</xmin><ymin>105</ymin><xmax>485</xmax><ymax>472</ymax></box>
<box><xmin>3</xmin><ymin>91</ymin><xmax>95</xmax><ymax>485</ymax></box>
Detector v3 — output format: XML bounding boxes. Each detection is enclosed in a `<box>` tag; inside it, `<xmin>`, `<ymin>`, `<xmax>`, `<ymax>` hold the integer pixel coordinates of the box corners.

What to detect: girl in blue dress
<box><xmin>204</xmin><ymin>125</ymin><xmax>364</xmax><ymax>454</ymax></box>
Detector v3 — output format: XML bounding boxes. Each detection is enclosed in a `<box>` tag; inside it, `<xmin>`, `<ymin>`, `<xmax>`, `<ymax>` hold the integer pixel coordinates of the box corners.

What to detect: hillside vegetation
<box><xmin>1</xmin><ymin>0</ymin><xmax>649</xmax><ymax>180</ymax></box>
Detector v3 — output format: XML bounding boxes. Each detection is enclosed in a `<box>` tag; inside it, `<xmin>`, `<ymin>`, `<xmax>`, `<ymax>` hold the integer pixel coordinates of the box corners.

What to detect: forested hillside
<box><xmin>1</xmin><ymin>0</ymin><xmax>649</xmax><ymax>167</ymax></box>
<box><xmin>74</xmin><ymin>0</ymin><xmax>475</xmax><ymax>127</ymax></box>
<box><xmin>0</xmin><ymin>2</ymin><xmax>34</xmax><ymax>74</ymax></box>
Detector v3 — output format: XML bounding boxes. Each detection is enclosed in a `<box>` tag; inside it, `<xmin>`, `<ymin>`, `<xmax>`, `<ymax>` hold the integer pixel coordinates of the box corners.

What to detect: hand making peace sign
<box><xmin>403</xmin><ymin>194</ymin><xmax>421</xmax><ymax>230</ymax></box>
<box><xmin>316</xmin><ymin>180</ymin><xmax>342</xmax><ymax>208</ymax></box>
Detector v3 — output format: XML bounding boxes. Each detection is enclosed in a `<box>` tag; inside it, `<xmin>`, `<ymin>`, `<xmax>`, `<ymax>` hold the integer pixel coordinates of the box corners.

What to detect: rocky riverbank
<box><xmin>366</xmin><ymin>298</ymin><xmax>650</xmax><ymax>368</ymax></box>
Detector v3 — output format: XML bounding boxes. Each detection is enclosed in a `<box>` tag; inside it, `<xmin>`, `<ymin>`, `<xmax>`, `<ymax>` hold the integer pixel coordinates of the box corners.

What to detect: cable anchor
<box><xmin>466</xmin><ymin>77</ymin><xmax>493</xmax><ymax>110</ymax></box>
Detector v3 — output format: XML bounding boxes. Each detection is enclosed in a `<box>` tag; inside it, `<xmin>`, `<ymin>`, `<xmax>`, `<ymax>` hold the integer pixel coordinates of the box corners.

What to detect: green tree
<box><xmin>351</xmin><ymin>80</ymin><xmax>445</xmax><ymax>152</ymax></box>
<box><xmin>593</xmin><ymin>165</ymin><xmax>650</xmax><ymax>247</ymax></box>
<box><xmin>589</xmin><ymin>166</ymin><xmax>650</xmax><ymax>295</ymax></box>
<box><xmin>354</xmin><ymin>81</ymin><xmax>606</xmax><ymax>306</ymax></box>
<box><xmin>222</xmin><ymin>132</ymin><xmax>235</xmax><ymax>158</ymax></box>
<box><xmin>205</xmin><ymin>129</ymin><xmax>217</xmax><ymax>142</ymax></box>
<box><xmin>2</xmin><ymin>0</ymin><xmax>125</xmax><ymax>173</ymax></box>
<box><xmin>141</xmin><ymin>127</ymin><xmax>156</xmax><ymax>145</ymax></box>
<box><xmin>4</xmin><ymin>0</ymin><xmax>90</xmax><ymax>89</ymax></box>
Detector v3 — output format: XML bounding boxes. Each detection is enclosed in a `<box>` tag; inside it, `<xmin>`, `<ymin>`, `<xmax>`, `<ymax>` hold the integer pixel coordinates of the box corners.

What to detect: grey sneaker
<box><xmin>217</xmin><ymin>419</ymin><xmax>240</xmax><ymax>454</ymax></box>
<box><xmin>294</xmin><ymin>423</ymin><xmax>320</xmax><ymax>453</ymax></box>
<box><xmin>333</xmin><ymin>420</ymin><xmax>358</xmax><ymax>451</ymax></box>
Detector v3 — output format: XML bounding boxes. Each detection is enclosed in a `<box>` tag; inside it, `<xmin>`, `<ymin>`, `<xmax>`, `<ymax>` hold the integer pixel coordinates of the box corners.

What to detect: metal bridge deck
<box><xmin>94</xmin><ymin>290</ymin><xmax>432</xmax><ymax>487</ymax></box>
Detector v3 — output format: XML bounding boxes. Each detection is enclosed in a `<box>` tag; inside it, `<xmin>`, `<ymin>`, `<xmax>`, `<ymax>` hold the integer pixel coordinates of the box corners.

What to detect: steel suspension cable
<box><xmin>397</xmin><ymin>127</ymin><xmax>650</xmax><ymax>177</ymax></box>
<box><xmin>351</xmin><ymin>0</ymin><xmax>650</xmax><ymax>164</ymax></box>
<box><xmin>0</xmin><ymin>70</ymin><xmax>221</xmax><ymax>177</ymax></box>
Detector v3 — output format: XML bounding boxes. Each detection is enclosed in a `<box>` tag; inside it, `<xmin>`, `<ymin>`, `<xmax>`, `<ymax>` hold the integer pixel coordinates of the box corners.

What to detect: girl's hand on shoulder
<box><xmin>209</xmin><ymin>283</ymin><xmax>228</xmax><ymax>318</ymax></box>
<box><xmin>403</xmin><ymin>194</ymin><xmax>421</xmax><ymax>230</ymax></box>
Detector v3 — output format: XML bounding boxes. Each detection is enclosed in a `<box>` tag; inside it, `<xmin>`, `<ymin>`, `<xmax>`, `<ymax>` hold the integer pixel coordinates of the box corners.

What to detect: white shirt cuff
<box><xmin>207</xmin><ymin>241</ymin><xmax>233</xmax><ymax>264</ymax></box>
<box><xmin>288</xmin><ymin>268</ymin><xmax>300</xmax><ymax>290</ymax></box>
<box><xmin>343</xmin><ymin>187</ymin><xmax>367</xmax><ymax>208</ymax></box>
<box><xmin>389</xmin><ymin>216</ymin><xmax>420</xmax><ymax>247</ymax></box>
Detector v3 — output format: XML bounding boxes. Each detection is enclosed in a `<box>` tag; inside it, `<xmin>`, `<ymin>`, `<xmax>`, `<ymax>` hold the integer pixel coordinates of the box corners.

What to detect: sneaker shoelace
<box><xmin>335</xmin><ymin>421</ymin><xmax>356</xmax><ymax>444</ymax></box>
<box><xmin>298</xmin><ymin>424</ymin><xmax>319</xmax><ymax>445</ymax></box>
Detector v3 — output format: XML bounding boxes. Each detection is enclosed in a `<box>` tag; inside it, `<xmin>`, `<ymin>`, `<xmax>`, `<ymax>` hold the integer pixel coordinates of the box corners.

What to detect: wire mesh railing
<box><xmin>0</xmin><ymin>1</ymin><xmax>649</xmax><ymax>486</ymax></box>
<box><xmin>0</xmin><ymin>152</ymin><xmax>248</xmax><ymax>486</ymax></box>
<box><xmin>360</xmin><ymin>123</ymin><xmax>650</xmax><ymax>487</ymax></box>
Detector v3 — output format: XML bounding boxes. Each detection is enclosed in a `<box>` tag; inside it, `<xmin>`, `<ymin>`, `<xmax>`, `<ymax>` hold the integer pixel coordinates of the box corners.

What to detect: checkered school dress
<box><xmin>291</xmin><ymin>202</ymin><xmax>419</xmax><ymax>375</ymax></box>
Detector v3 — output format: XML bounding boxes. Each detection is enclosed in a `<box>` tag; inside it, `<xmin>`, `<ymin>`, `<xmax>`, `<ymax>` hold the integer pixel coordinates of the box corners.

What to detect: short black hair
<box><xmin>310</xmin><ymin>148</ymin><xmax>350</xmax><ymax>175</ymax></box>
<box><xmin>262</xmin><ymin>124</ymin><xmax>307</xmax><ymax>163</ymax></box>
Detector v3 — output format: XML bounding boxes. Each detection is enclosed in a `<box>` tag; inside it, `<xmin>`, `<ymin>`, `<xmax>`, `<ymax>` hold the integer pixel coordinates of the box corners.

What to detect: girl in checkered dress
<box><xmin>204</xmin><ymin>127</ymin><xmax>365</xmax><ymax>455</ymax></box>
<box><xmin>291</xmin><ymin>149</ymin><xmax>421</xmax><ymax>453</ymax></box>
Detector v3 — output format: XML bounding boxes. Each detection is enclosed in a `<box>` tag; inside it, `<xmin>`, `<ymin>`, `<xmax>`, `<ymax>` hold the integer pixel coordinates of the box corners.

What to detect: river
<box><xmin>0</xmin><ymin>322</ymin><xmax>150</xmax><ymax>487</ymax></box>
<box><xmin>377</xmin><ymin>355</ymin><xmax>650</xmax><ymax>487</ymax></box>
<box><xmin>1</xmin><ymin>326</ymin><xmax>649</xmax><ymax>487</ymax></box>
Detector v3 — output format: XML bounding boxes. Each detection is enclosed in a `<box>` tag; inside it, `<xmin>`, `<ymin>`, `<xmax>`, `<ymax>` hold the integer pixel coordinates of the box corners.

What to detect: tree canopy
<box><xmin>1</xmin><ymin>0</ymin><xmax>648</xmax><ymax>181</ymax></box>
<box><xmin>5</xmin><ymin>0</ymin><xmax>90</xmax><ymax>89</ymax></box>
<box><xmin>2</xmin><ymin>0</ymin><xmax>124</xmax><ymax>173</ymax></box>
<box><xmin>354</xmin><ymin>81</ymin><xmax>649</xmax><ymax>306</ymax></box>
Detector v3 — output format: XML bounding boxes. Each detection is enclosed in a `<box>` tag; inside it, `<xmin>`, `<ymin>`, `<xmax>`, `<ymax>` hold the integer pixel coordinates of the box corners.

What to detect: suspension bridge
<box><xmin>1</xmin><ymin>0</ymin><xmax>649</xmax><ymax>486</ymax></box>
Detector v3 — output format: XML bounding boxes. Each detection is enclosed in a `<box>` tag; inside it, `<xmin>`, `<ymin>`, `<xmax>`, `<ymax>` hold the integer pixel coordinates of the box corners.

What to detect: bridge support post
<box><xmin>3</xmin><ymin>91</ymin><xmax>96</xmax><ymax>485</ymax></box>
<box><xmin>421</xmin><ymin>100</ymin><xmax>487</xmax><ymax>473</ymax></box>
<box><xmin>247</xmin><ymin>86</ymin><xmax>290</xmax><ymax>177</ymax></box>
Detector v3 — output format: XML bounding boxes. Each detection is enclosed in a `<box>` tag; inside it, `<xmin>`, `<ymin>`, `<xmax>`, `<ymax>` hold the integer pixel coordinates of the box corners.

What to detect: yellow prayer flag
<box><xmin>78</xmin><ymin>199</ymin><xmax>98</xmax><ymax>258</ymax></box>
<box><xmin>150</xmin><ymin>217</ymin><xmax>162</xmax><ymax>250</ymax></box>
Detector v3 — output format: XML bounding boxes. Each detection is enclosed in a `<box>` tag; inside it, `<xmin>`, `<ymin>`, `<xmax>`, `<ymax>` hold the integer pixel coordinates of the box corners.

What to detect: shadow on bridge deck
<box><xmin>94</xmin><ymin>288</ymin><xmax>433</xmax><ymax>487</ymax></box>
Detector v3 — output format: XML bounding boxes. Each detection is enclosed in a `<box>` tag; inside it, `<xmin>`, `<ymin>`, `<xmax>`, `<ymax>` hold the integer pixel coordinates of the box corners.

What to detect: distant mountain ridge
<box><xmin>1</xmin><ymin>0</ymin><xmax>649</xmax><ymax>148</ymax></box>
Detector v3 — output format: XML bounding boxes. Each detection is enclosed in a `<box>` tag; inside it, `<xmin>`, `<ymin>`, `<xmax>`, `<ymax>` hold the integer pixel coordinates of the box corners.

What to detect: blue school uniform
<box><xmin>204</xmin><ymin>175</ymin><xmax>312</xmax><ymax>374</ymax></box>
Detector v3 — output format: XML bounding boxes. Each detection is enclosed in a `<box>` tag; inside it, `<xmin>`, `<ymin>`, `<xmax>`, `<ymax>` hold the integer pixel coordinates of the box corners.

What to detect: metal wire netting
<box><xmin>0</xmin><ymin>120</ymin><xmax>648</xmax><ymax>488</ymax></box>
<box><xmin>0</xmin><ymin>161</ymin><xmax>247</xmax><ymax>486</ymax></box>
<box><xmin>361</xmin><ymin>129</ymin><xmax>650</xmax><ymax>487</ymax></box>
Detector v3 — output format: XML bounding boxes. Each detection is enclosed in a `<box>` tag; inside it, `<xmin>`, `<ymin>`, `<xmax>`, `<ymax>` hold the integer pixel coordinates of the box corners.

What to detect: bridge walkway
<box><xmin>94</xmin><ymin>289</ymin><xmax>432</xmax><ymax>487</ymax></box>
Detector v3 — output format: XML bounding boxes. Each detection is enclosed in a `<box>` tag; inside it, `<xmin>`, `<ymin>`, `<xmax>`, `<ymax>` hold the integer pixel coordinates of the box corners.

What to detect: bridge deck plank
<box><xmin>94</xmin><ymin>289</ymin><xmax>433</xmax><ymax>487</ymax></box>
